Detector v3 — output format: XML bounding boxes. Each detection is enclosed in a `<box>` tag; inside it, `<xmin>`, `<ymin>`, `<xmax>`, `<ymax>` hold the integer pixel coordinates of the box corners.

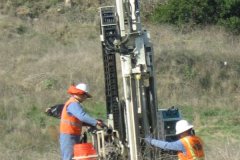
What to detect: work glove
<box><xmin>144</xmin><ymin>135</ymin><xmax>152</xmax><ymax>146</ymax></box>
<box><xmin>96</xmin><ymin>119</ymin><xmax>105</xmax><ymax>128</ymax></box>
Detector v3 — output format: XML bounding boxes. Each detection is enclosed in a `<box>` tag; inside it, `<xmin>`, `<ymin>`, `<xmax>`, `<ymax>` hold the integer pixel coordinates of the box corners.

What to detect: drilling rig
<box><xmin>91</xmin><ymin>0</ymin><xmax>181</xmax><ymax>159</ymax></box>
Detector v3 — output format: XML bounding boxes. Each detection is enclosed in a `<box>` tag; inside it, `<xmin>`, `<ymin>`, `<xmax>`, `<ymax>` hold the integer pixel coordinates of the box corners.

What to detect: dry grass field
<box><xmin>0</xmin><ymin>1</ymin><xmax>240</xmax><ymax>159</ymax></box>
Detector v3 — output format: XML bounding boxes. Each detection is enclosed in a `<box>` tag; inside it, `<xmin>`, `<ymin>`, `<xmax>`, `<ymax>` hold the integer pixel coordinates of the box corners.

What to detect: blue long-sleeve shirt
<box><xmin>67</xmin><ymin>102</ymin><xmax>97</xmax><ymax>126</ymax></box>
<box><xmin>59</xmin><ymin>101</ymin><xmax>97</xmax><ymax>160</ymax></box>
<box><xmin>149</xmin><ymin>138</ymin><xmax>186</xmax><ymax>153</ymax></box>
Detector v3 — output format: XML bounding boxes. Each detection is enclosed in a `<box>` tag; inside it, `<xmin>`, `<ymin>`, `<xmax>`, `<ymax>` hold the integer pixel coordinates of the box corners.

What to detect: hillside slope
<box><xmin>0</xmin><ymin>1</ymin><xmax>240</xmax><ymax>159</ymax></box>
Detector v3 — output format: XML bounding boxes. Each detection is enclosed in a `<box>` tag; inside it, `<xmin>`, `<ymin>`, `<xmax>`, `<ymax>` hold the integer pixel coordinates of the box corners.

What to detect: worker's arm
<box><xmin>146</xmin><ymin>138</ymin><xmax>186</xmax><ymax>152</ymax></box>
<box><xmin>67</xmin><ymin>102</ymin><xmax>97</xmax><ymax>126</ymax></box>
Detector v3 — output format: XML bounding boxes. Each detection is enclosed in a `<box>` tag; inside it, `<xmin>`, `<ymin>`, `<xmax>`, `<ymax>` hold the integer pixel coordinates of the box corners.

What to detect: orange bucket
<box><xmin>73</xmin><ymin>143</ymin><xmax>98</xmax><ymax>160</ymax></box>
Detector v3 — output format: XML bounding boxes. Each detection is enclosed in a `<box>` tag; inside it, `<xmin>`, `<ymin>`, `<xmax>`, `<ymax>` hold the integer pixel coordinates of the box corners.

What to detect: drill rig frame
<box><xmin>93</xmin><ymin>1</ymin><xmax>181</xmax><ymax>159</ymax></box>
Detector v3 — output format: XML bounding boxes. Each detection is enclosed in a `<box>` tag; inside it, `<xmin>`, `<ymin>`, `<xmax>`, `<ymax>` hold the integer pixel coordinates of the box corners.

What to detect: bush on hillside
<box><xmin>151</xmin><ymin>0</ymin><xmax>240</xmax><ymax>34</ymax></box>
<box><xmin>2</xmin><ymin>0</ymin><xmax>61</xmax><ymax>18</ymax></box>
<box><xmin>151</xmin><ymin>0</ymin><xmax>219</xmax><ymax>25</ymax></box>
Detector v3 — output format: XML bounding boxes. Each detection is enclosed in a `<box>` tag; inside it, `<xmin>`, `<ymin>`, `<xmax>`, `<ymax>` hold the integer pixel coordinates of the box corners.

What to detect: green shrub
<box><xmin>151</xmin><ymin>0</ymin><xmax>219</xmax><ymax>25</ymax></box>
<box><xmin>219</xmin><ymin>16</ymin><xmax>240</xmax><ymax>34</ymax></box>
<box><xmin>151</xmin><ymin>0</ymin><xmax>240</xmax><ymax>34</ymax></box>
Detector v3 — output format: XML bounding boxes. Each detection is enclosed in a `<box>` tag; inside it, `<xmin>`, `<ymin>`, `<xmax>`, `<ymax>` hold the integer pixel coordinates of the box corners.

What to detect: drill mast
<box><xmin>97</xmin><ymin>0</ymin><xmax>181</xmax><ymax>159</ymax></box>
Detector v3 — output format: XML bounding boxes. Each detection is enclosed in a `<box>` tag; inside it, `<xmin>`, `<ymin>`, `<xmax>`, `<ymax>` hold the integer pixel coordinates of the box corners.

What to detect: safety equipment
<box><xmin>178</xmin><ymin>136</ymin><xmax>205</xmax><ymax>160</ymax></box>
<box><xmin>76</xmin><ymin>83</ymin><xmax>92</xmax><ymax>98</ymax></box>
<box><xmin>67</xmin><ymin>83</ymin><xmax>92</xmax><ymax>98</ymax></box>
<box><xmin>175</xmin><ymin>120</ymin><xmax>194</xmax><ymax>135</ymax></box>
<box><xmin>60</xmin><ymin>97</ymin><xmax>83</xmax><ymax>135</ymax></box>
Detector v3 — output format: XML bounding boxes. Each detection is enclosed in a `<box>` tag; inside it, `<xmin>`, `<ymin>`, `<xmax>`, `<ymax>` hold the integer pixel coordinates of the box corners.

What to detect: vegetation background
<box><xmin>0</xmin><ymin>0</ymin><xmax>239</xmax><ymax>159</ymax></box>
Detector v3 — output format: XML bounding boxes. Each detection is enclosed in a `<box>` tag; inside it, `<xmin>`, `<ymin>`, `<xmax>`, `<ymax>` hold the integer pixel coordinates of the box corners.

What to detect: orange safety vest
<box><xmin>60</xmin><ymin>97</ymin><xmax>82</xmax><ymax>135</ymax></box>
<box><xmin>178</xmin><ymin>136</ymin><xmax>205</xmax><ymax>160</ymax></box>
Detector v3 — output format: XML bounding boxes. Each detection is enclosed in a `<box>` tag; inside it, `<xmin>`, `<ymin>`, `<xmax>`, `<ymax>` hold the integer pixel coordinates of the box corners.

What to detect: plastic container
<box><xmin>73</xmin><ymin>143</ymin><xmax>98</xmax><ymax>160</ymax></box>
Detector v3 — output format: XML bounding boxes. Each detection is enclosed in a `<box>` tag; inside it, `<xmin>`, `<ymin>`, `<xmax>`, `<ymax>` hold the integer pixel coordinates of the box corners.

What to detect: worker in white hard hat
<box><xmin>145</xmin><ymin>119</ymin><xmax>205</xmax><ymax>160</ymax></box>
<box><xmin>59</xmin><ymin>83</ymin><xmax>103</xmax><ymax>160</ymax></box>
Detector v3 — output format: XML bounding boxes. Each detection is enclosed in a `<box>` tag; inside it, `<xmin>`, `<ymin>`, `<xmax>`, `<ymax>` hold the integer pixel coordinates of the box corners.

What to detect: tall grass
<box><xmin>0</xmin><ymin>3</ymin><xmax>239</xmax><ymax>160</ymax></box>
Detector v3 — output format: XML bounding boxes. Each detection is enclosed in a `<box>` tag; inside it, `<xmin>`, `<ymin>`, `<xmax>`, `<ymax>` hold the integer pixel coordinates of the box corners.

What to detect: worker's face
<box><xmin>178</xmin><ymin>131</ymin><xmax>189</xmax><ymax>138</ymax></box>
<box><xmin>74</xmin><ymin>94</ymin><xmax>87</xmax><ymax>102</ymax></box>
<box><xmin>178</xmin><ymin>134</ymin><xmax>183</xmax><ymax>139</ymax></box>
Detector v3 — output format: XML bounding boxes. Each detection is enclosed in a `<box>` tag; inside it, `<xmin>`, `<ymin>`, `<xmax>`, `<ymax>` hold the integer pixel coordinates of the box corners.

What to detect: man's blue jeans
<box><xmin>60</xmin><ymin>133</ymin><xmax>80</xmax><ymax>160</ymax></box>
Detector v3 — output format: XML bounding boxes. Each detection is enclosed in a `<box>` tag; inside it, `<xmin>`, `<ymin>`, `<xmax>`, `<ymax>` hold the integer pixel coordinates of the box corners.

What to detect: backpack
<box><xmin>45</xmin><ymin>104</ymin><xmax>64</xmax><ymax>119</ymax></box>
<box><xmin>45</xmin><ymin>103</ymin><xmax>97</xmax><ymax>127</ymax></box>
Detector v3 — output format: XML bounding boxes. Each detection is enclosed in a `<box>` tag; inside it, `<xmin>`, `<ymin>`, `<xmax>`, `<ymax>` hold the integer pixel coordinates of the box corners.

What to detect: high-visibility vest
<box><xmin>178</xmin><ymin>136</ymin><xmax>205</xmax><ymax>160</ymax></box>
<box><xmin>60</xmin><ymin>97</ymin><xmax>82</xmax><ymax>135</ymax></box>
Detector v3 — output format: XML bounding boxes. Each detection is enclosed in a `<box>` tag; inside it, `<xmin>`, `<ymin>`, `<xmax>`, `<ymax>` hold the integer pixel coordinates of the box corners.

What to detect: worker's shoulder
<box><xmin>68</xmin><ymin>101</ymin><xmax>82</xmax><ymax>108</ymax></box>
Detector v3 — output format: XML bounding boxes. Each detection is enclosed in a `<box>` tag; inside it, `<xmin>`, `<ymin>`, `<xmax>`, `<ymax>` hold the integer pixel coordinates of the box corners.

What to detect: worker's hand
<box><xmin>96</xmin><ymin>119</ymin><xmax>104</xmax><ymax>127</ymax></box>
<box><xmin>144</xmin><ymin>135</ymin><xmax>152</xmax><ymax>145</ymax></box>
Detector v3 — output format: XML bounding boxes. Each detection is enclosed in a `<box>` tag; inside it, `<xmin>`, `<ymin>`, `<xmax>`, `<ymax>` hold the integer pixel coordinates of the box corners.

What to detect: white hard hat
<box><xmin>76</xmin><ymin>83</ymin><xmax>92</xmax><ymax>98</ymax></box>
<box><xmin>175</xmin><ymin>120</ymin><xmax>193</xmax><ymax>135</ymax></box>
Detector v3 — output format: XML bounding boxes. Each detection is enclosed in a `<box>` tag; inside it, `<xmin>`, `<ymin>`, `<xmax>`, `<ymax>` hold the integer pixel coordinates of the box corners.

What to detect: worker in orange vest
<box><xmin>145</xmin><ymin>119</ymin><xmax>205</xmax><ymax>160</ymax></box>
<box><xmin>60</xmin><ymin>83</ymin><xmax>103</xmax><ymax>160</ymax></box>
